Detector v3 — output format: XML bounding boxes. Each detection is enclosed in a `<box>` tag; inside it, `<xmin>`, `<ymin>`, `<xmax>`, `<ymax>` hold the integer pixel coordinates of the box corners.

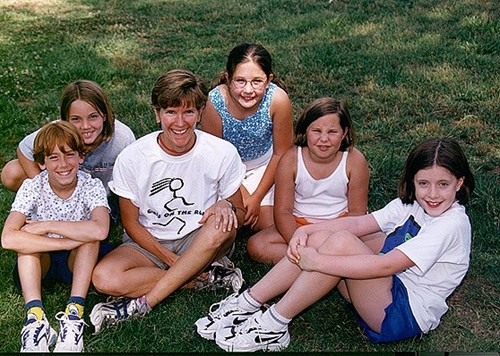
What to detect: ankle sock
<box><xmin>65</xmin><ymin>296</ymin><xmax>86</xmax><ymax>318</ymax></box>
<box><xmin>261</xmin><ymin>304</ymin><xmax>291</xmax><ymax>331</ymax></box>
<box><xmin>137</xmin><ymin>295</ymin><xmax>152</xmax><ymax>314</ymax></box>
<box><xmin>238</xmin><ymin>289</ymin><xmax>261</xmax><ymax>311</ymax></box>
<box><xmin>25</xmin><ymin>300</ymin><xmax>45</xmax><ymax>322</ymax></box>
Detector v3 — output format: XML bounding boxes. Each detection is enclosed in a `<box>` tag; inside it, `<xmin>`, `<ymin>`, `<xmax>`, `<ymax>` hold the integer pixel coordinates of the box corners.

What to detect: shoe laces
<box><xmin>56</xmin><ymin>312</ymin><xmax>87</xmax><ymax>342</ymax></box>
<box><xmin>21</xmin><ymin>317</ymin><xmax>51</xmax><ymax>350</ymax></box>
<box><xmin>234</xmin><ymin>310</ymin><xmax>263</xmax><ymax>334</ymax></box>
<box><xmin>208</xmin><ymin>293</ymin><xmax>239</xmax><ymax>318</ymax></box>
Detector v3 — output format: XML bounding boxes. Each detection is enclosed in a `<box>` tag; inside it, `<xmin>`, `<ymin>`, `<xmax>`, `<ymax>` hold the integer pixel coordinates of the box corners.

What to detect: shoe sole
<box><xmin>195</xmin><ymin>327</ymin><xmax>216</xmax><ymax>341</ymax></box>
<box><xmin>215</xmin><ymin>331</ymin><xmax>290</xmax><ymax>352</ymax></box>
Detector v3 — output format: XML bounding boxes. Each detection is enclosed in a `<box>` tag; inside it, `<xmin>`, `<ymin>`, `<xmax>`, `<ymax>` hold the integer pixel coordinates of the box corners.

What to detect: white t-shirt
<box><xmin>109</xmin><ymin>130</ymin><xmax>246</xmax><ymax>241</ymax></box>
<box><xmin>18</xmin><ymin>119</ymin><xmax>135</xmax><ymax>196</ymax></box>
<box><xmin>11</xmin><ymin>170</ymin><xmax>110</xmax><ymax>238</ymax></box>
<box><xmin>372</xmin><ymin>198</ymin><xmax>471</xmax><ymax>333</ymax></box>
<box><xmin>293</xmin><ymin>148</ymin><xmax>349</xmax><ymax>221</ymax></box>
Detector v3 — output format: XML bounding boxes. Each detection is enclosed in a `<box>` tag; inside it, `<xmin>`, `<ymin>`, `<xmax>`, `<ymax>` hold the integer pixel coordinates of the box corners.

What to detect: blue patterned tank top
<box><xmin>209</xmin><ymin>82</ymin><xmax>276</xmax><ymax>162</ymax></box>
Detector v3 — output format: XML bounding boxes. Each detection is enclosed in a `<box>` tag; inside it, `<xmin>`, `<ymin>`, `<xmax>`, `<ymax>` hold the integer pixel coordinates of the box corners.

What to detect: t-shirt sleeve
<box><xmin>10</xmin><ymin>179</ymin><xmax>36</xmax><ymax>216</ymax></box>
<box><xmin>84</xmin><ymin>178</ymin><xmax>111</xmax><ymax>213</ymax></box>
<box><xmin>371</xmin><ymin>198</ymin><xmax>405</xmax><ymax>234</ymax></box>
<box><xmin>18</xmin><ymin>129</ymin><xmax>39</xmax><ymax>161</ymax></box>
<box><xmin>217</xmin><ymin>146</ymin><xmax>246</xmax><ymax>199</ymax></box>
<box><xmin>108</xmin><ymin>151</ymin><xmax>138</xmax><ymax>203</ymax></box>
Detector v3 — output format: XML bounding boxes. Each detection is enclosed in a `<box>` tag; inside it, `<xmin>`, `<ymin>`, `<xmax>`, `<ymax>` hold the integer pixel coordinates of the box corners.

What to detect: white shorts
<box><xmin>242</xmin><ymin>163</ymin><xmax>274</xmax><ymax>206</ymax></box>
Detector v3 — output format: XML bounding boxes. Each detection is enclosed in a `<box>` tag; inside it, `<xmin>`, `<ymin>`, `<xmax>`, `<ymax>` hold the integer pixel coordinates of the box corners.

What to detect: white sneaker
<box><xmin>195</xmin><ymin>293</ymin><xmax>258</xmax><ymax>340</ymax></box>
<box><xmin>89</xmin><ymin>296</ymin><xmax>151</xmax><ymax>334</ymax></box>
<box><xmin>53</xmin><ymin>312</ymin><xmax>87</xmax><ymax>352</ymax></box>
<box><xmin>20</xmin><ymin>314</ymin><xmax>57</xmax><ymax>352</ymax></box>
<box><xmin>195</xmin><ymin>256</ymin><xmax>246</xmax><ymax>293</ymax></box>
<box><xmin>215</xmin><ymin>310</ymin><xmax>290</xmax><ymax>352</ymax></box>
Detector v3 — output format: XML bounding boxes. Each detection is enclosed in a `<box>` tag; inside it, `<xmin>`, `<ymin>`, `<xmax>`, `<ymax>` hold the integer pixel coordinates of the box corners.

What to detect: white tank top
<box><xmin>293</xmin><ymin>147</ymin><xmax>349</xmax><ymax>222</ymax></box>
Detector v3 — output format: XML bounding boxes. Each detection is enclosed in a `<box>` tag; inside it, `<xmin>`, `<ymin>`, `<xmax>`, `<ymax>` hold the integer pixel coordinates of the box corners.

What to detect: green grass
<box><xmin>0</xmin><ymin>0</ymin><xmax>498</xmax><ymax>353</ymax></box>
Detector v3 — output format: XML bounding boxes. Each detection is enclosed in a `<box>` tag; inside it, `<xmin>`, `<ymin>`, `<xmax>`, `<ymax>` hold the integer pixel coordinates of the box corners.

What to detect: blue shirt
<box><xmin>209</xmin><ymin>83</ymin><xmax>276</xmax><ymax>162</ymax></box>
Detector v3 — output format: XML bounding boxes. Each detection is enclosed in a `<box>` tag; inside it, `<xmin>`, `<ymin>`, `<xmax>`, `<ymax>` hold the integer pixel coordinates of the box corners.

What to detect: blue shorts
<box><xmin>13</xmin><ymin>251</ymin><xmax>72</xmax><ymax>290</ymax></box>
<box><xmin>356</xmin><ymin>275</ymin><xmax>422</xmax><ymax>343</ymax></box>
<box><xmin>12</xmin><ymin>243</ymin><xmax>114</xmax><ymax>290</ymax></box>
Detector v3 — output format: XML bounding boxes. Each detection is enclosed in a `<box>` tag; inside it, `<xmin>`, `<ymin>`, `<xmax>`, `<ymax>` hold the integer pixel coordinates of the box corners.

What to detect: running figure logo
<box><xmin>147</xmin><ymin>177</ymin><xmax>195</xmax><ymax>234</ymax></box>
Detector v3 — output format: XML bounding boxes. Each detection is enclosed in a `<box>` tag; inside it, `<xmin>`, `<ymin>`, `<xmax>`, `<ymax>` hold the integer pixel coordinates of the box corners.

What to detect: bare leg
<box><xmin>18</xmin><ymin>252</ymin><xmax>50</xmax><ymax>303</ymax></box>
<box><xmin>145</xmin><ymin>215</ymin><xmax>236</xmax><ymax>307</ymax></box>
<box><xmin>272</xmin><ymin>232</ymin><xmax>393</xmax><ymax>333</ymax></box>
<box><xmin>240</xmin><ymin>186</ymin><xmax>274</xmax><ymax>232</ymax></box>
<box><xmin>337</xmin><ymin>231</ymin><xmax>387</xmax><ymax>301</ymax></box>
<box><xmin>248</xmin><ymin>230</ymin><xmax>333</xmax><ymax>303</ymax></box>
<box><xmin>247</xmin><ymin>225</ymin><xmax>288</xmax><ymax>264</ymax></box>
<box><xmin>254</xmin><ymin>206</ymin><xmax>274</xmax><ymax>231</ymax></box>
<box><xmin>68</xmin><ymin>241</ymin><xmax>99</xmax><ymax>299</ymax></box>
<box><xmin>1</xmin><ymin>159</ymin><xmax>27</xmax><ymax>192</ymax></box>
<box><xmin>92</xmin><ymin>246</ymin><xmax>166</xmax><ymax>298</ymax></box>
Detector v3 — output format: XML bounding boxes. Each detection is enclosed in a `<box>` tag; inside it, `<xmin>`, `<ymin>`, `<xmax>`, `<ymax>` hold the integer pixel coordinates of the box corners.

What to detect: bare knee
<box><xmin>247</xmin><ymin>229</ymin><xmax>287</xmax><ymax>264</ymax></box>
<box><xmin>92</xmin><ymin>261</ymin><xmax>124</xmax><ymax>296</ymax></box>
<box><xmin>247</xmin><ymin>234</ymin><xmax>268</xmax><ymax>262</ymax></box>
<box><xmin>201</xmin><ymin>216</ymin><xmax>237</xmax><ymax>250</ymax></box>
<box><xmin>1</xmin><ymin>160</ymin><xmax>26</xmax><ymax>191</ymax></box>
<box><xmin>317</xmin><ymin>231</ymin><xmax>360</xmax><ymax>254</ymax></box>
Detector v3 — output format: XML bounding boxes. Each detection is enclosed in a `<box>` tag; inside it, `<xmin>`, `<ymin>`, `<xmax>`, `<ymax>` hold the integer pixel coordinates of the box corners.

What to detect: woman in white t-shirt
<box><xmin>89</xmin><ymin>69</ymin><xmax>247</xmax><ymax>335</ymax></box>
<box><xmin>195</xmin><ymin>137</ymin><xmax>475</xmax><ymax>351</ymax></box>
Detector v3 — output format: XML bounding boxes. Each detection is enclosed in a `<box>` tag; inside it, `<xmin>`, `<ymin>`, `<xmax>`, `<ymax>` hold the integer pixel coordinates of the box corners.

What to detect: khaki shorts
<box><xmin>121</xmin><ymin>228</ymin><xmax>201</xmax><ymax>270</ymax></box>
<box><xmin>121</xmin><ymin>228</ymin><xmax>235</xmax><ymax>270</ymax></box>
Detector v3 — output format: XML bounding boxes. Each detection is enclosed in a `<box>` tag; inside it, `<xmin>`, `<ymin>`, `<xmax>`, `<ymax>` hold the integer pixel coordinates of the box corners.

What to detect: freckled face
<box><xmin>414</xmin><ymin>165</ymin><xmax>464</xmax><ymax>217</ymax></box>
<box><xmin>67</xmin><ymin>100</ymin><xmax>105</xmax><ymax>145</ymax></box>
<box><xmin>227</xmin><ymin>61</ymin><xmax>270</xmax><ymax>111</ymax></box>
<box><xmin>306</xmin><ymin>113</ymin><xmax>347</xmax><ymax>161</ymax></box>
<box><xmin>41</xmin><ymin>144</ymin><xmax>83</xmax><ymax>192</ymax></box>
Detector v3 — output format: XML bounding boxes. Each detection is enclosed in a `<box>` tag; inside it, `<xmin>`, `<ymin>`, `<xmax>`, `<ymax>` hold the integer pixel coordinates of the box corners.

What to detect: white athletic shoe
<box><xmin>53</xmin><ymin>312</ymin><xmax>87</xmax><ymax>352</ymax></box>
<box><xmin>215</xmin><ymin>310</ymin><xmax>290</xmax><ymax>352</ymax></box>
<box><xmin>89</xmin><ymin>296</ymin><xmax>151</xmax><ymax>334</ymax></box>
<box><xmin>20</xmin><ymin>314</ymin><xmax>57</xmax><ymax>352</ymax></box>
<box><xmin>194</xmin><ymin>293</ymin><xmax>257</xmax><ymax>340</ymax></box>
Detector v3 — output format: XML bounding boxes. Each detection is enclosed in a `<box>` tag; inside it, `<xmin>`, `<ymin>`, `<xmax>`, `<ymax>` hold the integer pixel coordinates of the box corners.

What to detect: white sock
<box><xmin>260</xmin><ymin>305</ymin><xmax>291</xmax><ymax>331</ymax></box>
<box><xmin>237</xmin><ymin>289</ymin><xmax>261</xmax><ymax>311</ymax></box>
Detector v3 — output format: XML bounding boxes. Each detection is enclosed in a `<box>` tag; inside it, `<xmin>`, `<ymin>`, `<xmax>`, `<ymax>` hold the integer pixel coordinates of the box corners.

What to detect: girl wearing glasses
<box><xmin>201</xmin><ymin>43</ymin><xmax>293</xmax><ymax>232</ymax></box>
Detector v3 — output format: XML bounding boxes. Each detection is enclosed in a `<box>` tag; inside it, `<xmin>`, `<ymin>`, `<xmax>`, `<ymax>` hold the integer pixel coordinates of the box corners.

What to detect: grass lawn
<box><xmin>0</xmin><ymin>0</ymin><xmax>498</xmax><ymax>353</ymax></box>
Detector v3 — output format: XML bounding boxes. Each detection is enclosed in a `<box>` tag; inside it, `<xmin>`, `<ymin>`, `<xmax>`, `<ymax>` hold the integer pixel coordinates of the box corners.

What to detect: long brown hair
<box><xmin>60</xmin><ymin>80</ymin><xmax>115</xmax><ymax>152</ymax></box>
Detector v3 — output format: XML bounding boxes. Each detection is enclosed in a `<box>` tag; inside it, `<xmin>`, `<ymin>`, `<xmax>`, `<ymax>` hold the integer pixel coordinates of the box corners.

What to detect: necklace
<box><xmin>157</xmin><ymin>133</ymin><xmax>195</xmax><ymax>156</ymax></box>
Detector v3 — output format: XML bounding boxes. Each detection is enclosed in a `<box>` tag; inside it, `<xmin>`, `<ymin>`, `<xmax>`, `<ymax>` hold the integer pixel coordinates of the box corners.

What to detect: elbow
<box><xmin>95</xmin><ymin>227</ymin><xmax>109</xmax><ymax>241</ymax></box>
<box><xmin>91</xmin><ymin>224</ymin><xmax>109</xmax><ymax>242</ymax></box>
<box><xmin>1</xmin><ymin>234</ymin><xmax>15</xmax><ymax>251</ymax></box>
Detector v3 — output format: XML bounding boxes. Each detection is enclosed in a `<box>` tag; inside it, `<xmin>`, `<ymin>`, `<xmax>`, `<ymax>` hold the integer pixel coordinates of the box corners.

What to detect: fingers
<box><xmin>215</xmin><ymin>210</ymin><xmax>238</xmax><ymax>232</ymax></box>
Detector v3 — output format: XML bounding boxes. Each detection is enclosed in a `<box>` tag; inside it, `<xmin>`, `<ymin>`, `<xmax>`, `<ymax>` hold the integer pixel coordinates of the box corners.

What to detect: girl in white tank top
<box><xmin>247</xmin><ymin>97</ymin><xmax>369</xmax><ymax>264</ymax></box>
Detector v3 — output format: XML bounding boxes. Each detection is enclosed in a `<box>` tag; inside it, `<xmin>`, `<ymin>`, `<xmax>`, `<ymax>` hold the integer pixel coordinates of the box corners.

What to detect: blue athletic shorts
<box><xmin>356</xmin><ymin>275</ymin><xmax>422</xmax><ymax>343</ymax></box>
<box><xmin>12</xmin><ymin>242</ymin><xmax>114</xmax><ymax>290</ymax></box>
<box><xmin>12</xmin><ymin>251</ymin><xmax>72</xmax><ymax>290</ymax></box>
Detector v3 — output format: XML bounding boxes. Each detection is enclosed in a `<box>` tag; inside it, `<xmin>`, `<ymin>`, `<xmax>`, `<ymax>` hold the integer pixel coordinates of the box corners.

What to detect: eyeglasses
<box><xmin>231</xmin><ymin>78</ymin><xmax>267</xmax><ymax>90</ymax></box>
